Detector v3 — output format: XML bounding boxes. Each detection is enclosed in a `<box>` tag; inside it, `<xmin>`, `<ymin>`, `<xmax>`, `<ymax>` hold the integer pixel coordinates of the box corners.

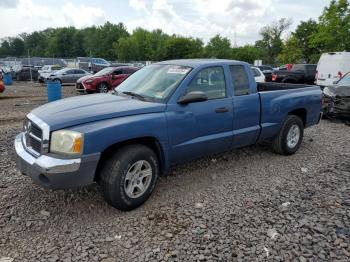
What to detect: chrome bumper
<box><xmin>15</xmin><ymin>132</ymin><xmax>100</xmax><ymax>189</ymax></box>
<box><xmin>15</xmin><ymin>133</ymin><xmax>81</xmax><ymax>174</ymax></box>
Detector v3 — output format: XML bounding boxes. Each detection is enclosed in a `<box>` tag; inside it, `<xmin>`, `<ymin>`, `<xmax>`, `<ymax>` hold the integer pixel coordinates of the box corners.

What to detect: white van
<box><xmin>316</xmin><ymin>52</ymin><xmax>350</xmax><ymax>87</ymax></box>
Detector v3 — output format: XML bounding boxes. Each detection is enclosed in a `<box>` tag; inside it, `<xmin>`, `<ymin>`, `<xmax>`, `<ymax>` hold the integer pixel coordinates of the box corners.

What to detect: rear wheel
<box><xmin>97</xmin><ymin>83</ymin><xmax>109</xmax><ymax>93</ymax></box>
<box><xmin>271</xmin><ymin>115</ymin><xmax>304</xmax><ymax>155</ymax></box>
<box><xmin>98</xmin><ymin>144</ymin><xmax>159</xmax><ymax>211</ymax></box>
<box><xmin>53</xmin><ymin>78</ymin><xmax>62</xmax><ymax>84</ymax></box>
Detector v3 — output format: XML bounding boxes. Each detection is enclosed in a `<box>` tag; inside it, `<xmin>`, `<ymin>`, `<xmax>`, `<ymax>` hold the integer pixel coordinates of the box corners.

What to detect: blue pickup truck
<box><xmin>15</xmin><ymin>59</ymin><xmax>323</xmax><ymax>210</ymax></box>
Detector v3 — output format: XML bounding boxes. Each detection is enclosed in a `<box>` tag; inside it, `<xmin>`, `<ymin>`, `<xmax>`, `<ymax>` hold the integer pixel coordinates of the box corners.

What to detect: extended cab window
<box><xmin>186</xmin><ymin>66</ymin><xmax>226</xmax><ymax>99</ymax></box>
<box><xmin>251</xmin><ymin>68</ymin><xmax>261</xmax><ymax>77</ymax></box>
<box><xmin>230</xmin><ymin>65</ymin><xmax>250</xmax><ymax>96</ymax></box>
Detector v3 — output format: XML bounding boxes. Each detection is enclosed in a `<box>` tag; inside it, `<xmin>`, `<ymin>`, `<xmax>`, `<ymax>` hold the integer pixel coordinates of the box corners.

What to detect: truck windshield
<box><xmin>115</xmin><ymin>64</ymin><xmax>192</xmax><ymax>103</ymax></box>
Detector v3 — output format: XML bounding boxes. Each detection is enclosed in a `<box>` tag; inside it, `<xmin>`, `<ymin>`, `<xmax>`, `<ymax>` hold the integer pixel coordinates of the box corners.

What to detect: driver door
<box><xmin>110</xmin><ymin>69</ymin><xmax>124</xmax><ymax>87</ymax></box>
<box><xmin>166</xmin><ymin>66</ymin><xmax>234</xmax><ymax>164</ymax></box>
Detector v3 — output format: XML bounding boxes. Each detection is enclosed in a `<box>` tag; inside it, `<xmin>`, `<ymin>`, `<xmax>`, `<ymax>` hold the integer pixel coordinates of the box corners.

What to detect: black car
<box><xmin>14</xmin><ymin>66</ymin><xmax>39</xmax><ymax>81</ymax></box>
<box><xmin>323</xmin><ymin>72</ymin><xmax>350</xmax><ymax>118</ymax></box>
<box><xmin>271</xmin><ymin>64</ymin><xmax>317</xmax><ymax>85</ymax></box>
<box><xmin>257</xmin><ymin>65</ymin><xmax>273</xmax><ymax>82</ymax></box>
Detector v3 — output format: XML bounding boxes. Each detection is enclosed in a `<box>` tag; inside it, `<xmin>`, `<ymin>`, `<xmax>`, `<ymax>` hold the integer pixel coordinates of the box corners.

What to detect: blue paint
<box><xmin>47</xmin><ymin>81</ymin><xmax>62</xmax><ymax>102</ymax></box>
<box><xmin>30</xmin><ymin>59</ymin><xmax>322</xmax><ymax>174</ymax></box>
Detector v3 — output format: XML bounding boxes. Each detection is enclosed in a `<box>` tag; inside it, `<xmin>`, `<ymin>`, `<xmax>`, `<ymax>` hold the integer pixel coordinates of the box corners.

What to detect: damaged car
<box><xmin>323</xmin><ymin>72</ymin><xmax>350</xmax><ymax>118</ymax></box>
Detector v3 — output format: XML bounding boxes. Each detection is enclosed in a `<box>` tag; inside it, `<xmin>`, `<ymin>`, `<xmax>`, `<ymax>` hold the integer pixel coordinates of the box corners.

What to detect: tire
<box><xmin>97</xmin><ymin>83</ymin><xmax>109</xmax><ymax>93</ymax></box>
<box><xmin>53</xmin><ymin>79</ymin><xmax>62</xmax><ymax>84</ymax></box>
<box><xmin>98</xmin><ymin>144</ymin><xmax>159</xmax><ymax>211</ymax></box>
<box><xmin>271</xmin><ymin>115</ymin><xmax>304</xmax><ymax>155</ymax></box>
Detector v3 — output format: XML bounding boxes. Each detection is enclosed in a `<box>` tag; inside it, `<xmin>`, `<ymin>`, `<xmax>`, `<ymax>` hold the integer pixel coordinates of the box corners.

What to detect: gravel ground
<box><xmin>0</xmin><ymin>82</ymin><xmax>350</xmax><ymax>261</ymax></box>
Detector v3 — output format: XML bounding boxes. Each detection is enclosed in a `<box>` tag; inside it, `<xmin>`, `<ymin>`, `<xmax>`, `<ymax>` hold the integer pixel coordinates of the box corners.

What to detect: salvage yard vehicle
<box><xmin>47</xmin><ymin>68</ymin><xmax>90</xmax><ymax>85</ymax></box>
<box><xmin>272</xmin><ymin>64</ymin><xmax>317</xmax><ymax>85</ymax></box>
<box><xmin>323</xmin><ymin>71</ymin><xmax>350</xmax><ymax>118</ymax></box>
<box><xmin>316</xmin><ymin>52</ymin><xmax>350</xmax><ymax>88</ymax></box>
<box><xmin>38</xmin><ymin>65</ymin><xmax>63</xmax><ymax>83</ymax></box>
<box><xmin>76</xmin><ymin>66</ymin><xmax>138</xmax><ymax>94</ymax></box>
<box><xmin>14</xmin><ymin>59</ymin><xmax>323</xmax><ymax>211</ymax></box>
<box><xmin>14</xmin><ymin>65</ymin><xmax>39</xmax><ymax>81</ymax></box>
<box><xmin>251</xmin><ymin>66</ymin><xmax>265</xmax><ymax>83</ymax></box>
<box><xmin>0</xmin><ymin>73</ymin><xmax>4</xmax><ymax>93</ymax></box>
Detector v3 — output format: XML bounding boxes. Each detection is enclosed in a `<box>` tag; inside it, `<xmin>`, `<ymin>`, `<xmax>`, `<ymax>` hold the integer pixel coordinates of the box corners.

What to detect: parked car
<box><xmin>76</xmin><ymin>66</ymin><xmax>138</xmax><ymax>94</ymax></box>
<box><xmin>14</xmin><ymin>59</ymin><xmax>322</xmax><ymax>210</ymax></box>
<box><xmin>78</xmin><ymin>57</ymin><xmax>111</xmax><ymax>73</ymax></box>
<box><xmin>38</xmin><ymin>65</ymin><xmax>63</xmax><ymax>83</ymax></box>
<box><xmin>323</xmin><ymin>71</ymin><xmax>350</xmax><ymax>118</ymax></box>
<box><xmin>14</xmin><ymin>65</ymin><xmax>39</xmax><ymax>81</ymax></box>
<box><xmin>47</xmin><ymin>68</ymin><xmax>91</xmax><ymax>84</ymax></box>
<box><xmin>316</xmin><ymin>52</ymin><xmax>350</xmax><ymax>88</ymax></box>
<box><xmin>257</xmin><ymin>65</ymin><xmax>273</xmax><ymax>81</ymax></box>
<box><xmin>271</xmin><ymin>64</ymin><xmax>317</xmax><ymax>84</ymax></box>
<box><xmin>251</xmin><ymin>67</ymin><xmax>265</xmax><ymax>82</ymax></box>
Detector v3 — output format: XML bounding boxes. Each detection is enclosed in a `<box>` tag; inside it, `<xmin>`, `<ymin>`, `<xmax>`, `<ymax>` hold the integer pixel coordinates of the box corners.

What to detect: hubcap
<box><xmin>124</xmin><ymin>160</ymin><xmax>152</xmax><ymax>198</ymax></box>
<box><xmin>99</xmin><ymin>85</ymin><xmax>108</xmax><ymax>93</ymax></box>
<box><xmin>286</xmin><ymin>124</ymin><xmax>300</xmax><ymax>148</ymax></box>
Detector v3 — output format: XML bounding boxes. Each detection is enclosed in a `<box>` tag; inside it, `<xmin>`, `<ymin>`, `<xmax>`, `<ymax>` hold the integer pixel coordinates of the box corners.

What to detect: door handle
<box><xmin>215</xmin><ymin>107</ymin><xmax>229</xmax><ymax>113</ymax></box>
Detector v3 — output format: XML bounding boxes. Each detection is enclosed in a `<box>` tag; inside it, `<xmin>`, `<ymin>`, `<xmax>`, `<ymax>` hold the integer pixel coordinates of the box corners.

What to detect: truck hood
<box><xmin>31</xmin><ymin>94</ymin><xmax>166</xmax><ymax>130</ymax></box>
<box><xmin>77</xmin><ymin>75</ymin><xmax>101</xmax><ymax>83</ymax></box>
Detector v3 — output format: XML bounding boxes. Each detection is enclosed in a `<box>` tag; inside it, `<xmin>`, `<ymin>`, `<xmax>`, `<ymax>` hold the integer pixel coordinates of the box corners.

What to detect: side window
<box><xmin>113</xmin><ymin>70</ymin><xmax>122</xmax><ymax>75</ymax></box>
<box><xmin>66</xmin><ymin>70</ymin><xmax>75</xmax><ymax>74</ymax></box>
<box><xmin>186</xmin><ymin>66</ymin><xmax>226</xmax><ymax>100</ymax></box>
<box><xmin>74</xmin><ymin>70</ymin><xmax>84</xmax><ymax>74</ymax></box>
<box><xmin>230</xmin><ymin>65</ymin><xmax>250</xmax><ymax>96</ymax></box>
<box><xmin>251</xmin><ymin>68</ymin><xmax>261</xmax><ymax>77</ymax></box>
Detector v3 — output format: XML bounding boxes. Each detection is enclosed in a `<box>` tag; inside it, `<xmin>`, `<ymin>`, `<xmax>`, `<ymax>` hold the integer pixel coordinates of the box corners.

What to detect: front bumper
<box><xmin>15</xmin><ymin>133</ymin><xmax>100</xmax><ymax>189</ymax></box>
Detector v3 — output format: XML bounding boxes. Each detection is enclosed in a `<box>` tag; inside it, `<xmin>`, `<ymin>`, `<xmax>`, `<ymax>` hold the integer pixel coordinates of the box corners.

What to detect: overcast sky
<box><xmin>0</xmin><ymin>0</ymin><xmax>332</xmax><ymax>45</ymax></box>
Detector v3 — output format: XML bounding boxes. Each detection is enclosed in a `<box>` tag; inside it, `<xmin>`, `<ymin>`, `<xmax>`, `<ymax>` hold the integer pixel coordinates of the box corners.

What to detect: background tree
<box><xmin>310</xmin><ymin>0</ymin><xmax>350</xmax><ymax>53</ymax></box>
<box><xmin>205</xmin><ymin>35</ymin><xmax>231</xmax><ymax>58</ymax></box>
<box><xmin>255</xmin><ymin>18</ymin><xmax>292</xmax><ymax>65</ymax></box>
<box><xmin>231</xmin><ymin>45</ymin><xmax>263</xmax><ymax>64</ymax></box>
<box><xmin>293</xmin><ymin>19</ymin><xmax>320</xmax><ymax>63</ymax></box>
<box><xmin>278</xmin><ymin>36</ymin><xmax>303</xmax><ymax>64</ymax></box>
<box><xmin>164</xmin><ymin>36</ymin><xmax>204</xmax><ymax>59</ymax></box>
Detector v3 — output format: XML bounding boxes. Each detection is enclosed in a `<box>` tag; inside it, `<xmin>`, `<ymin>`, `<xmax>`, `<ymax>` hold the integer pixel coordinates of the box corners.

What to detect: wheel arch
<box><xmin>288</xmin><ymin>108</ymin><xmax>307</xmax><ymax>126</ymax></box>
<box><xmin>94</xmin><ymin>136</ymin><xmax>167</xmax><ymax>181</ymax></box>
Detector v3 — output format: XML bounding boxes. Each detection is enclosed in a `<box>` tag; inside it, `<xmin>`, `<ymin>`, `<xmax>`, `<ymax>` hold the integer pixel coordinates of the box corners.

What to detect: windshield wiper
<box><xmin>120</xmin><ymin>91</ymin><xmax>148</xmax><ymax>101</ymax></box>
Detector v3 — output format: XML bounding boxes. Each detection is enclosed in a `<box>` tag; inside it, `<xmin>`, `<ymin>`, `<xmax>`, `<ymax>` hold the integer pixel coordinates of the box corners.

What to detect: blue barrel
<box><xmin>3</xmin><ymin>73</ymin><xmax>12</xmax><ymax>85</ymax></box>
<box><xmin>47</xmin><ymin>81</ymin><xmax>62</xmax><ymax>102</ymax></box>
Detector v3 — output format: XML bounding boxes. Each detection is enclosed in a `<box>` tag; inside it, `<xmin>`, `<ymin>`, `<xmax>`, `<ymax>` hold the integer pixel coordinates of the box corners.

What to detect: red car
<box><xmin>0</xmin><ymin>73</ymin><xmax>5</xmax><ymax>93</ymax></box>
<box><xmin>76</xmin><ymin>66</ymin><xmax>138</xmax><ymax>94</ymax></box>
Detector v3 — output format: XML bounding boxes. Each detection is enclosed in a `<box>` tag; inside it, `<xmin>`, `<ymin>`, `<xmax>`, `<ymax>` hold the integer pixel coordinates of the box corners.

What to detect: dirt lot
<box><xmin>0</xmin><ymin>81</ymin><xmax>349</xmax><ymax>261</ymax></box>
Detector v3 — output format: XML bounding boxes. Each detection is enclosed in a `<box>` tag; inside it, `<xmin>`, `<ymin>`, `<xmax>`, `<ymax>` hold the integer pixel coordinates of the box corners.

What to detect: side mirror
<box><xmin>333</xmin><ymin>80</ymin><xmax>338</xmax><ymax>84</ymax></box>
<box><xmin>177</xmin><ymin>91</ymin><xmax>208</xmax><ymax>104</ymax></box>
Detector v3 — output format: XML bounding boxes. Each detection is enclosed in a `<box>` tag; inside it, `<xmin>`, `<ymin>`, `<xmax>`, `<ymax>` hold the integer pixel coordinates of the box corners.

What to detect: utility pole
<box><xmin>28</xmin><ymin>49</ymin><xmax>33</xmax><ymax>82</ymax></box>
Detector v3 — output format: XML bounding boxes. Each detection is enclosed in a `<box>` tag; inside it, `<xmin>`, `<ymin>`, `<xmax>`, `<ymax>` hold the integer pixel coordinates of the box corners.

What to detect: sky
<box><xmin>0</xmin><ymin>0</ymin><xmax>332</xmax><ymax>45</ymax></box>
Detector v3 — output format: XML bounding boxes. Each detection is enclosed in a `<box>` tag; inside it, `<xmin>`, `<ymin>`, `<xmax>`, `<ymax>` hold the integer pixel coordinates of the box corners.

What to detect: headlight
<box><xmin>85</xmin><ymin>79</ymin><xmax>93</xmax><ymax>84</ymax></box>
<box><xmin>50</xmin><ymin>130</ymin><xmax>83</xmax><ymax>155</ymax></box>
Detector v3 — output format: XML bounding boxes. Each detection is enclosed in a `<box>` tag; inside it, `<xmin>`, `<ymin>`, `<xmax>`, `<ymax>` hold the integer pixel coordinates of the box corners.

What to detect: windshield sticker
<box><xmin>167</xmin><ymin>66</ymin><xmax>191</xmax><ymax>75</ymax></box>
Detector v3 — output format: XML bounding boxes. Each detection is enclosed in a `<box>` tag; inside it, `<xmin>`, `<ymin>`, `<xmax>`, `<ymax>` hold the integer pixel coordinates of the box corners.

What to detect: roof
<box><xmin>155</xmin><ymin>59</ymin><xmax>244</xmax><ymax>68</ymax></box>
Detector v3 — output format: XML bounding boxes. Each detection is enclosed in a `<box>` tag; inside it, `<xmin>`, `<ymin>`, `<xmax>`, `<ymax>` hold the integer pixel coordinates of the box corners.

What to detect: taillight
<box><xmin>338</xmin><ymin>71</ymin><xmax>342</xmax><ymax>79</ymax></box>
<box><xmin>272</xmin><ymin>74</ymin><xmax>277</xmax><ymax>81</ymax></box>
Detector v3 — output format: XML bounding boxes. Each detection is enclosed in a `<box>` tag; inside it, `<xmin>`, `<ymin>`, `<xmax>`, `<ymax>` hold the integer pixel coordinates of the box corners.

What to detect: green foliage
<box><xmin>310</xmin><ymin>0</ymin><xmax>350</xmax><ymax>52</ymax></box>
<box><xmin>231</xmin><ymin>45</ymin><xmax>263</xmax><ymax>64</ymax></box>
<box><xmin>205</xmin><ymin>35</ymin><xmax>231</xmax><ymax>58</ymax></box>
<box><xmin>278</xmin><ymin>36</ymin><xmax>303</xmax><ymax>64</ymax></box>
<box><xmin>256</xmin><ymin>18</ymin><xmax>292</xmax><ymax>65</ymax></box>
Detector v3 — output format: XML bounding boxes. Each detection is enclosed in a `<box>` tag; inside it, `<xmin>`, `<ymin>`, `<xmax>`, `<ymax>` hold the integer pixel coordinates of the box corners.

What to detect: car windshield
<box><xmin>94</xmin><ymin>67</ymin><xmax>114</xmax><ymax>76</ymax></box>
<box><xmin>337</xmin><ymin>72</ymin><xmax>350</xmax><ymax>86</ymax></box>
<box><xmin>115</xmin><ymin>64</ymin><xmax>192</xmax><ymax>103</ymax></box>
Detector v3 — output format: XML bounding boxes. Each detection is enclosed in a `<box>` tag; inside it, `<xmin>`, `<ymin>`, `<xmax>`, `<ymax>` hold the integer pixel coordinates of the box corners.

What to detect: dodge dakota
<box><xmin>15</xmin><ymin>59</ymin><xmax>323</xmax><ymax>210</ymax></box>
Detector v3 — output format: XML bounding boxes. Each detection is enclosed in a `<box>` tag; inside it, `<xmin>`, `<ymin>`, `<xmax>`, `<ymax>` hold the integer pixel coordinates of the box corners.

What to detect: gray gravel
<box><xmin>1</xmin><ymin>82</ymin><xmax>350</xmax><ymax>261</ymax></box>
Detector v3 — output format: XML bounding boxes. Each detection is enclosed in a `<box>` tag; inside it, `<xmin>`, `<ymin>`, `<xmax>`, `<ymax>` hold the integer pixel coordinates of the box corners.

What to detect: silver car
<box><xmin>47</xmin><ymin>68</ymin><xmax>91</xmax><ymax>84</ymax></box>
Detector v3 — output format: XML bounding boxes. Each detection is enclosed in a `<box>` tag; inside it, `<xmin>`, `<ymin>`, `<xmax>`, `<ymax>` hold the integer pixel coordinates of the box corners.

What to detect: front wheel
<box><xmin>271</xmin><ymin>115</ymin><xmax>304</xmax><ymax>155</ymax></box>
<box><xmin>97</xmin><ymin>83</ymin><xmax>109</xmax><ymax>93</ymax></box>
<box><xmin>98</xmin><ymin>144</ymin><xmax>159</xmax><ymax>211</ymax></box>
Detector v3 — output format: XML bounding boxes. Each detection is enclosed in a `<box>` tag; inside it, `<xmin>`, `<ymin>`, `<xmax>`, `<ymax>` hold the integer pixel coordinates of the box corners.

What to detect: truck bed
<box><xmin>257</xmin><ymin>82</ymin><xmax>319</xmax><ymax>92</ymax></box>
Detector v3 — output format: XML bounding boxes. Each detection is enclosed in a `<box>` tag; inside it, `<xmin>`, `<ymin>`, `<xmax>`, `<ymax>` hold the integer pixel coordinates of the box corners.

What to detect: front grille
<box><xmin>23</xmin><ymin>118</ymin><xmax>43</xmax><ymax>155</ymax></box>
<box><xmin>76</xmin><ymin>83</ymin><xmax>85</xmax><ymax>90</ymax></box>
